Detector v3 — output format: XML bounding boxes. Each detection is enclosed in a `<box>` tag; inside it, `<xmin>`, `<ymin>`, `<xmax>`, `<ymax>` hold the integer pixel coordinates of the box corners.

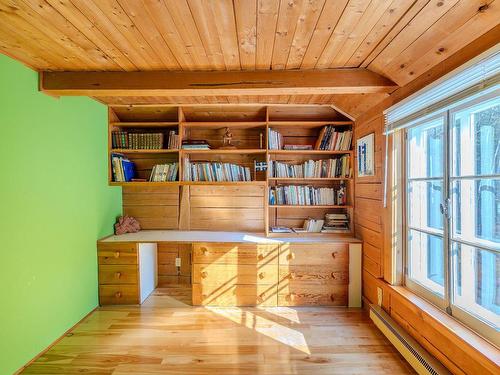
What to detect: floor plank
<box><xmin>21</xmin><ymin>287</ymin><xmax>415</xmax><ymax>374</ymax></box>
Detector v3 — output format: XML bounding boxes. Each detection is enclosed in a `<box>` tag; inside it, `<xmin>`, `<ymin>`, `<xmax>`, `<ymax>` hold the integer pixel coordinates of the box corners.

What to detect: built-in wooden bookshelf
<box><xmin>108</xmin><ymin>105</ymin><xmax>354</xmax><ymax>236</ymax></box>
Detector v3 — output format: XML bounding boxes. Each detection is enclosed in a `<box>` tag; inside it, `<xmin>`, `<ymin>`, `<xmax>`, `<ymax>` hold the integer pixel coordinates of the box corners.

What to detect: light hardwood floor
<box><xmin>21</xmin><ymin>287</ymin><xmax>415</xmax><ymax>374</ymax></box>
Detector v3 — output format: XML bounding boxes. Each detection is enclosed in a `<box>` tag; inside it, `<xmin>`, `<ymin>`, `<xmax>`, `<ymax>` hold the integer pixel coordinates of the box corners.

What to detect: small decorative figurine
<box><xmin>114</xmin><ymin>216</ymin><xmax>141</xmax><ymax>235</ymax></box>
<box><xmin>219</xmin><ymin>127</ymin><xmax>237</xmax><ymax>149</ymax></box>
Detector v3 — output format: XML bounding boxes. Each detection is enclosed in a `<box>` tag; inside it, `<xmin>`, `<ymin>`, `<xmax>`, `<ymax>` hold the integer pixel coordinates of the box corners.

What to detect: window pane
<box><xmin>452</xmin><ymin>242</ymin><xmax>500</xmax><ymax>329</ymax></box>
<box><xmin>452</xmin><ymin>179</ymin><xmax>500</xmax><ymax>246</ymax></box>
<box><xmin>408</xmin><ymin>180</ymin><xmax>443</xmax><ymax>231</ymax></box>
<box><xmin>408</xmin><ymin>229</ymin><xmax>445</xmax><ymax>295</ymax></box>
<box><xmin>452</xmin><ymin>98</ymin><xmax>500</xmax><ymax>177</ymax></box>
<box><xmin>408</xmin><ymin>117</ymin><xmax>444</xmax><ymax>179</ymax></box>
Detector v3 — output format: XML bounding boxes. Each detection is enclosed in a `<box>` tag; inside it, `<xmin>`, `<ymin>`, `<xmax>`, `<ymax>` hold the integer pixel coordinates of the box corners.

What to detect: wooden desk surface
<box><xmin>99</xmin><ymin>230</ymin><xmax>361</xmax><ymax>244</ymax></box>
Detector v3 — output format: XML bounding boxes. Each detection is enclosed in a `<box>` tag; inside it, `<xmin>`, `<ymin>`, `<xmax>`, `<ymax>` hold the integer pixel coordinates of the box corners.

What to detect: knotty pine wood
<box><xmin>157</xmin><ymin>243</ymin><xmax>191</xmax><ymax>286</ymax></box>
<box><xmin>19</xmin><ymin>287</ymin><xmax>416</xmax><ymax>374</ymax></box>
<box><xmin>122</xmin><ymin>186</ymin><xmax>179</xmax><ymax>230</ymax></box>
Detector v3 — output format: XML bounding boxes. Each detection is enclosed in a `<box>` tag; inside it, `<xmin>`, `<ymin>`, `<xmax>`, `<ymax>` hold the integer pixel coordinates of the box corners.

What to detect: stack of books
<box><xmin>184</xmin><ymin>160</ymin><xmax>251</xmax><ymax>182</ymax></box>
<box><xmin>111</xmin><ymin>153</ymin><xmax>135</xmax><ymax>182</ymax></box>
<box><xmin>181</xmin><ymin>140</ymin><xmax>211</xmax><ymax>150</ymax></box>
<box><xmin>149</xmin><ymin>163</ymin><xmax>178</xmax><ymax>182</ymax></box>
<box><xmin>112</xmin><ymin>131</ymin><xmax>164</xmax><ymax>149</ymax></box>
<box><xmin>269</xmin><ymin>185</ymin><xmax>338</xmax><ymax>206</ymax></box>
<box><xmin>283</xmin><ymin>145</ymin><xmax>313</xmax><ymax>150</ymax></box>
<box><xmin>167</xmin><ymin>130</ymin><xmax>179</xmax><ymax>149</ymax></box>
<box><xmin>321</xmin><ymin>213</ymin><xmax>350</xmax><ymax>233</ymax></box>
<box><xmin>315</xmin><ymin>126</ymin><xmax>352</xmax><ymax>151</ymax></box>
<box><xmin>294</xmin><ymin>218</ymin><xmax>325</xmax><ymax>233</ymax></box>
<box><xmin>269</xmin><ymin>156</ymin><xmax>351</xmax><ymax>178</ymax></box>
<box><xmin>268</xmin><ymin>128</ymin><xmax>283</xmax><ymax>150</ymax></box>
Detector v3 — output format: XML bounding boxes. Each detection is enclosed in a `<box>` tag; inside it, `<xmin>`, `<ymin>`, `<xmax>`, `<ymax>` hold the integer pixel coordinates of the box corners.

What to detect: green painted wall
<box><xmin>0</xmin><ymin>54</ymin><xmax>122</xmax><ymax>374</ymax></box>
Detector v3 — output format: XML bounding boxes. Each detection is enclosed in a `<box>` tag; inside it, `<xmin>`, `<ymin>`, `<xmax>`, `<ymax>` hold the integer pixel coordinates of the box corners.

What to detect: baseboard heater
<box><xmin>369</xmin><ymin>304</ymin><xmax>451</xmax><ymax>375</ymax></box>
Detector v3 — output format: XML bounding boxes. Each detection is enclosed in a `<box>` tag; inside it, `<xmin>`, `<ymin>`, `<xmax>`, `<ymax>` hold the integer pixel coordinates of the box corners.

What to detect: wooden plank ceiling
<box><xmin>0</xmin><ymin>0</ymin><xmax>498</xmax><ymax>118</ymax></box>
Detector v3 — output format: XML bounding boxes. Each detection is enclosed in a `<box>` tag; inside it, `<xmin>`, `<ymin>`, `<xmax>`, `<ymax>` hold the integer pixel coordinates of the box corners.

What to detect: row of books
<box><xmin>112</xmin><ymin>131</ymin><xmax>165</xmax><ymax>150</ymax></box>
<box><xmin>167</xmin><ymin>130</ymin><xmax>179</xmax><ymax>149</ymax></box>
<box><xmin>269</xmin><ymin>184</ymin><xmax>346</xmax><ymax>206</ymax></box>
<box><xmin>315</xmin><ymin>126</ymin><xmax>352</xmax><ymax>151</ymax></box>
<box><xmin>183</xmin><ymin>160</ymin><xmax>252</xmax><ymax>182</ymax></box>
<box><xmin>268</xmin><ymin>156</ymin><xmax>351</xmax><ymax>178</ymax></box>
<box><xmin>268</xmin><ymin>128</ymin><xmax>284</xmax><ymax>150</ymax></box>
<box><xmin>111</xmin><ymin>153</ymin><xmax>135</xmax><ymax>182</ymax></box>
<box><xmin>149</xmin><ymin>163</ymin><xmax>178</xmax><ymax>182</ymax></box>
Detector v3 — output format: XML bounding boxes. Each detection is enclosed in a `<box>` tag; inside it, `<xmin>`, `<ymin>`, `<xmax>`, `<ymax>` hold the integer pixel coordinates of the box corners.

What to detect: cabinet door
<box><xmin>99</xmin><ymin>285</ymin><xmax>139</xmax><ymax>305</ymax></box>
<box><xmin>99</xmin><ymin>265</ymin><xmax>138</xmax><ymax>284</ymax></box>
<box><xmin>279</xmin><ymin>243</ymin><xmax>348</xmax><ymax>266</ymax></box>
<box><xmin>98</xmin><ymin>243</ymin><xmax>137</xmax><ymax>265</ymax></box>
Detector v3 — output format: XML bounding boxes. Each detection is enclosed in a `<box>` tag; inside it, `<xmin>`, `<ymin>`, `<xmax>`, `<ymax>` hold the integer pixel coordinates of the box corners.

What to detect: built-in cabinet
<box><xmin>97</xmin><ymin>237</ymin><xmax>361</xmax><ymax>307</ymax></box>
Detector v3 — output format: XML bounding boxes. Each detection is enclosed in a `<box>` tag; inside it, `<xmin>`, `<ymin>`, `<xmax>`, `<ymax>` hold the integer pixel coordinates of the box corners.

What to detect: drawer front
<box><xmin>279</xmin><ymin>243</ymin><xmax>348</xmax><ymax>266</ymax></box>
<box><xmin>99</xmin><ymin>284</ymin><xmax>139</xmax><ymax>305</ymax></box>
<box><xmin>99</xmin><ymin>265</ymin><xmax>138</xmax><ymax>285</ymax></box>
<box><xmin>192</xmin><ymin>283</ymin><xmax>277</xmax><ymax>306</ymax></box>
<box><xmin>192</xmin><ymin>264</ymin><xmax>278</xmax><ymax>285</ymax></box>
<box><xmin>279</xmin><ymin>265</ymin><xmax>348</xmax><ymax>285</ymax></box>
<box><xmin>278</xmin><ymin>283</ymin><xmax>348</xmax><ymax>306</ymax></box>
<box><xmin>97</xmin><ymin>243</ymin><xmax>137</xmax><ymax>265</ymax></box>
<box><xmin>193</xmin><ymin>243</ymin><xmax>278</xmax><ymax>265</ymax></box>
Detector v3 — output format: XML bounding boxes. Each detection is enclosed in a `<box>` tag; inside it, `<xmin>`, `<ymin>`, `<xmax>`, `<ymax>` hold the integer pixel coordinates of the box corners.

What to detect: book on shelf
<box><xmin>269</xmin><ymin>185</ymin><xmax>346</xmax><ymax>206</ymax></box>
<box><xmin>181</xmin><ymin>140</ymin><xmax>211</xmax><ymax>150</ymax></box>
<box><xmin>283</xmin><ymin>144</ymin><xmax>313</xmax><ymax>150</ymax></box>
<box><xmin>296</xmin><ymin>218</ymin><xmax>325</xmax><ymax>233</ymax></box>
<box><xmin>167</xmin><ymin>130</ymin><xmax>179</xmax><ymax>149</ymax></box>
<box><xmin>183</xmin><ymin>158</ymin><xmax>251</xmax><ymax>182</ymax></box>
<box><xmin>269</xmin><ymin>156</ymin><xmax>351</xmax><ymax>178</ymax></box>
<box><xmin>314</xmin><ymin>126</ymin><xmax>352</xmax><ymax>151</ymax></box>
<box><xmin>111</xmin><ymin>153</ymin><xmax>136</xmax><ymax>182</ymax></box>
<box><xmin>268</xmin><ymin>128</ymin><xmax>283</xmax><ymax>150</ymax></box>
<box><xmin>149</xmin><ymin>163</ymin><xmax>178</xmax><ymax>182</ymax></box>
<box><xmin>270</xmin><ymin>226</ymin><xmax>293</xmax><ymax>233</ymax></box>
<box><xmin>112</xmin><ymin>131</ymin><xmax>164</xmax><ymax>150</ymax></box>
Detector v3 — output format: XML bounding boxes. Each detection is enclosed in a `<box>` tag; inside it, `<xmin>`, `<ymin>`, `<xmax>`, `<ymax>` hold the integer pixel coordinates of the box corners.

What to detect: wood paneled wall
<box><xmin>354</xmin><ymin>114</ymin><xmax>384</xmax><ymax>279</ymax></box>
<box><xmin>157</xmin><ymin>243</ymin><xmax>191</xmax><ymax>286</ymax></box>
<box><xmin>122</xmin><ymin>186</ymin><xmax>179</xmax><ymax>229</ymax></box>
<box><xmin>186</xmin><ymin>184</ymin><xmax>266</xmax><ymax>232</ymax></box>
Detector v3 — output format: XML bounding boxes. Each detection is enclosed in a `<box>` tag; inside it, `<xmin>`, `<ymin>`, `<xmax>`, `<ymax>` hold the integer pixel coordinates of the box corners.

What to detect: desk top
<box><xmin>99</xmin><ymin>230</ymin><xmax>361</xmax><ymax>244</ymax></box>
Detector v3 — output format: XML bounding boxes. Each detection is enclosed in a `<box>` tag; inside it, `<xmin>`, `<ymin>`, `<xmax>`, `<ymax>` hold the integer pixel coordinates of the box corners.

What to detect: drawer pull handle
<box><xmin>330</xmin><ymin>294</ymin><xmax>335</xmax><ymax>302</ymax></box>
<box><xmin>201</xmin><ymin>271</ymin><xmax>208</xmax><ymax>279</ymax></box>
<box><xmin>258</xmin><ymin>272</ymin><xmax>266</xmax><ymax>280</ymax></box>
<box><xmin>287</xmin><ymin>293</ymin><xmax>296</xmax><ymax>302</ymax></box>
<box><xmin>200</xmin><ymin>247</ymin><xmax>208</xmax><ymax>254</ymax></box>
<box><xmin>287</xmin><ymin>253</ymin><xmax>295</xmax><ymax>260</ymax></box>
<box><xmin>331</xmin><ymin>252</ymin><xmax>337</xmax><ymax>259</ymax></box>
<box><xmin>331</xmin><ymin>272</ymin><xmax>336</xmax><ymax>279</ymax></box>
<box><xmin>289</xmin><ymin>272</ymin><xmax>296</xmax><ymax>280</ymax></box>
<box><xmin>115</xmin><ymin>272</ymin><xmax>122</xmax><ymax>279</ymax></box>
<box><xmin>258</xmin><ymin>253</ymin><xmax>264</xmax><ymax>260</ymax></box>
<box><xmin>115</xmin><ymin>292</ymin><xmax>122</xmax><ymax>298</ymax></box>
<box><xmin>114</xmin><ymin>251</ymin><xmax>120</xmax><ymax>258</ymax></box>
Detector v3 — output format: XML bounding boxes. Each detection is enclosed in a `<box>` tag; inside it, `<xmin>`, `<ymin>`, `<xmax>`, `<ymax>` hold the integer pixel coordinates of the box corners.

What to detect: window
<box><xmin>404</xmin><ymin>90</ymin><xmax>499</xmax><ymax>345</ymax></box>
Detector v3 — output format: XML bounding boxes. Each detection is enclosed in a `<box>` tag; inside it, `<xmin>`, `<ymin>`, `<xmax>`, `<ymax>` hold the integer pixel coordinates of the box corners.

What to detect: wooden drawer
<box><xmin>99</xmin><ymin>284</ymin><xmax>139</xmax><ymax>305</ymax></box>
<box><xmin>98</xmin><ymin>265</ymin><xmax>138</xmax><ymax>285</ymax></box>
<box><xmin>192</xmin><ymin>264</ymin><xmax>278</xmax><ymax>285</ymax></box>
<box><xmin>278</xmin><ymin>283</ymin><xmax>348</xmax><ymax>306</ymax></box>
<box><xmin>97</xmin><ymin>242</ymin><xmax>137</xmax><ymax>265</ymax></box>
<box><xmin>279</xmin><ymin>265</ymin><xmax>348</xmax><ymax>285</ymax></box>
<box><xmin>192</xmin><ymin>283</ymin><xmax>277</xmax><ymax>306</ymax></box>
<box><xmin>192</xmin><ymin>243</ymin><xmax>278</xmax><ymax>265</ymax></box>
<box><xmin>279</xmin><ymin>243</ymin><xmax>348</xmax><ymax>266</ymax></box>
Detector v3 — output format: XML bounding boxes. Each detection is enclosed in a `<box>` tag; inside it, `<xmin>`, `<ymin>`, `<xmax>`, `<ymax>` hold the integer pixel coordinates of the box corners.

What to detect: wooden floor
<box><xmin>21</xmin><ymin>287</ymin><xmax>415</xmax><ymax>374</ymax></box>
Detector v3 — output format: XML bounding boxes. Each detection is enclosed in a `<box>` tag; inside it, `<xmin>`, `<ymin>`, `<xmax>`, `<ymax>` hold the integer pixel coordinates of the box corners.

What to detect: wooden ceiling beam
<box><xmin>39</xmin><ymin>69</ymin><xmax>398</xmax><ymax>97</ymax></box>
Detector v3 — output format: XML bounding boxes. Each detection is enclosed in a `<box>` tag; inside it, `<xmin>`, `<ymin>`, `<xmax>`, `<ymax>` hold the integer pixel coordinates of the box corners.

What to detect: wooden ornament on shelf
<box><xmin>219</xmin><ymin>127</ymin><xmax>237</xmax><ymax>150</ymax></box>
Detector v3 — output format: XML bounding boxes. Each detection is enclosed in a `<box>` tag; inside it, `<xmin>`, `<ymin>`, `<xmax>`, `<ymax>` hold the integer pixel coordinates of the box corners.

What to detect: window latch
<box><xmin>440</xmin><ymin>198</ymin><xmax>451</xmax><ymax>219</ymax></box>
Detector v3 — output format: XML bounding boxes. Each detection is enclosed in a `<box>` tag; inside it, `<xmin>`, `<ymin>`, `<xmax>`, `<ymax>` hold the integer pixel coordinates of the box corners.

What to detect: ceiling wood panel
<box><xmin>0</xmin><ymin>0</ymin><xmax>497</xmax><ymax>117</ymax></box>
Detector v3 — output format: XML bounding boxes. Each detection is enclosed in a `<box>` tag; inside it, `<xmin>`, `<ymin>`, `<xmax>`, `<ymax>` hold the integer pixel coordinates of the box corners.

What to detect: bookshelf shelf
<box><xmin>110</xmin><ymin>122</ymin><xmax>178</xmax><ymax>127</ymax></box>
<box><xmin>182</xmin><ymin>121</ymin><xmax>266</xmax><ymax>128</ymax></box>
<box><xmin>181</xmin><ymin>149</ymin><xmax>266</xmax><ymax>154</ymax></box>
<box><xmin>180</xmin><ymin>181</ymin><xmax>266</xmax><ymax>186</ymax></box>
<box><xmin>111</xmin><ymin>149</ymin><xmax>179</xmax><ymax>154</ymax></box>
<box><xmin>267</xmin><ymin>177</ymin><xmax>353</xmax><ymax>182</ymax></box>
<box><xmin>268</xmin><ymin>150</ymin><xmax>352</xmax><ymax>155</ymax></box>
<box><xmin>268</xmin><ymin>120</ymin><xmax>353</xmax><ymax>127</ymax></box>
<box><xmin>109</xmin><ymin>181</ymin><xmax>179</xmax><ymax>187</ymax></box>
<box><xmin>269</xmin><ymin>205</ymin><xmax>353</xmax><ymax>209</ymax></box>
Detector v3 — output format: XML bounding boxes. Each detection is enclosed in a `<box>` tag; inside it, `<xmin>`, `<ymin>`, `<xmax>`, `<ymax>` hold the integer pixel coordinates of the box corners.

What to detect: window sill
<box><xmin>388</xmin><ymin>285</ymin><xmax>499</xmax><ymax>371</ymax></box>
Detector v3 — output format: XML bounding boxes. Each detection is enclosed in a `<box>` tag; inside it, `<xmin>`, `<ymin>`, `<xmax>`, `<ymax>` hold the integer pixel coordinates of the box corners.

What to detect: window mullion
<box><xmin>444</xmin><ymin>110</ymin><xmax>452</xmax><ymax>314</ymax></box>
